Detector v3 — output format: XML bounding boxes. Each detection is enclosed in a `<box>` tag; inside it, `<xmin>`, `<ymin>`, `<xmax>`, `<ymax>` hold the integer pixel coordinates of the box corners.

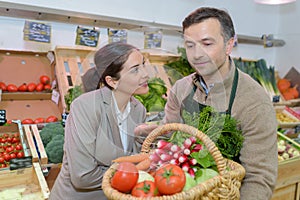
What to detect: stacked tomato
<box><xmin>110</xmin><ymin>162</ymin><xmax>186</xmax><ymax>197</ymax></box>
<box><xmin>0</xmin><ymin>132</ymin><xmax>25</xmax><ymax>168</ymax></box>
<box><xmin>0</xmin><ymin>75</ymin><xmax>51</xmax><ymax>93</ymax></box>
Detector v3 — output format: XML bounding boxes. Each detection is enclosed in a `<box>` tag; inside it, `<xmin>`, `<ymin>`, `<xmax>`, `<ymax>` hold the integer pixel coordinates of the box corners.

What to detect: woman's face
<box><xmin>115</xmin><ymin>49</ymin><xmax>149</xmax><ymax>95</ymax></box>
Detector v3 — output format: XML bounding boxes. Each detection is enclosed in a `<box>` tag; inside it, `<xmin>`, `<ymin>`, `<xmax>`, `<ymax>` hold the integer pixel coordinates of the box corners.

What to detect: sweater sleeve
<box><xmin>238</xmin><ymin>102</ymin><xmax>278</xmax><ymax>200</ymax></box>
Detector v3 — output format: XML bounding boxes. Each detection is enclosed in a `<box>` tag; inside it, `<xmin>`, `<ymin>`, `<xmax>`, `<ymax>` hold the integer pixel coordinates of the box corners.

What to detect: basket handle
<box><xmin>141</xmin><ymin>123</ymin><xmax>227</xmax><ymax>175</ymax></box>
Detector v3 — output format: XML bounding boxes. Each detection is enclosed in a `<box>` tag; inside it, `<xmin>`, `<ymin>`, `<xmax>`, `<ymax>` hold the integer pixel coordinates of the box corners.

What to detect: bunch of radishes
<box><xmin>149</xmin><ymin>137</ymin><xmax>202</xmax><ymax>178</ymax></box>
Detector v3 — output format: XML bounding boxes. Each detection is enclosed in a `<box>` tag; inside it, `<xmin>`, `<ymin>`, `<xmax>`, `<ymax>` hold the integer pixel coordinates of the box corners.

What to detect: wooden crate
<box><xmin>272</xmin><ymin>132</ymin><xmax>300</xmax><ymax>200</ymax></box>
<box><xmin>54</xmin><ymin>46</ymin><xmax>179</xmax><ymax>110</ymax></box>
<box><xmin>0</xmin><ymin>49</ymin><xmax>63</xmax><ymax>121</ymax></box>
<box><xmin>0</xmin><ymin>162</ymin><xmax>50</xmax><ymax>200</ymax></box>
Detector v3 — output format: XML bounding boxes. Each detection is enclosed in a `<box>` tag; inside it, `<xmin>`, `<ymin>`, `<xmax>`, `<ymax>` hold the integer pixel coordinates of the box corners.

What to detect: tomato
<box><xmin>154</xmin><ymin>164</ymin><xmax>186</xmax><ymax>195</ymax></box>
<box><xmin>0</xmin><ymin>82</ymin><xmax>6</xmax><ymax>91</ymax></box>
<box><xmin>34</xmin><ymin>117</ymin><xmax>45</xmax><ymax>124</ymax></box>
<box><xmin>6</xmin><ymin>84</ymin><xmax>18</xmax><ymax>92</ymax></box>
<box><xmin>15</xmin><ymin>144</ymin><xmax>23</xmax><ymax>151</ymax></box>
<box><xmin>12</xmin><ymin>137</ymin><xmax>19</xmax><ymax>143</ymax></box>
<box><xmin>4</xmin><ymin>154</ymin><xmax>10</xmax><ymax>162</ymax></box>
<box><xmin>10</xmin><ymin>153</ymin><xmax>16</xmax><ymax>159</ymax></box>
<box><xmin>6</xmin><ymin>146</ymin><xmax>13</xmax><ymax>153</ymax></box>
<box><xmin>18</xmin><ymin>83</ymin><xmax>28</xmax><ymax>92</ymax></box>
<box><xmin>6</xmin><ymin>137</ymin><xmax>12</xmax><ymax>143</ymax></box>
<box><xmin>0</xmin><ymin>163</ymin><xmax>6</xmax><ymax>168</ymax></box>
<box><xmin>0</xmin><ymin>157</ymin><xmax>4</xmax><ymax>163</ymax></box>
<box><xmin>46</xmin><ymin>116</ymin><xmax>58</xmax><ymax>123</ymax></box>
<box><xmin>22</xmin><ymin>118</ymin><xmax>34</xmax><ymax>124</ymax></box>
<box><xmin>131</xmin><ymin>180</ymin><xmax>160</xmax><ymax>197</ymax></box>
<box><xmin>40</xmin><ymin>75</ymin><xmax>50</xmax><ymax>85</ymax></box>
<box><xmin>111</xmin><ymin>162</ymin><xmax>139</xmax><ymax>193</ymax></box>
<box><xmin>36</xmin><ymin>83</ymin><xmax>44</xmax><ymax>92</ymax></box>
<box><xmin>44</xmin><ymin>84</ymin><xmax>51</xmax><ymax>91</ymax></box>
<box><xmin>17</xmin><ymin>151</ymin><xmax>24</xmax><ymax>158</ymax></box>
<box><xmin>27</xmin><ymin>83</ymin><xmax>37</xmax><ymax>92</ymax></box>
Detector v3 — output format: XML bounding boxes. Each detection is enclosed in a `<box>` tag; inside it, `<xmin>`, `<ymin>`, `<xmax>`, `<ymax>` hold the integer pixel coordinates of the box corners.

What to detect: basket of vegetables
<box><xmin>102</xmin><ymin>123</ymin><xmax>245</xmax><ymax>200</ymax></box>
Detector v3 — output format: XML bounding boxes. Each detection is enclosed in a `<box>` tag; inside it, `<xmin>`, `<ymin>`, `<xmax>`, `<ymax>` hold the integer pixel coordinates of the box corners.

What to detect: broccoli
<box><xmin>40</xmin><ymin>123</ymin><xmax>64</xmax><ymax>147</ymax></box>
<box><xmin>45</xmin><ymin>134</ymin><xmax>64</xmax><ymax>163</ymax></box>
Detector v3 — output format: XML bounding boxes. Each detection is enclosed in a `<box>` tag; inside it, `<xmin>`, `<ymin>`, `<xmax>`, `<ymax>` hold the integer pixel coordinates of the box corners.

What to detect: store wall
<box><xmin>0</xmin><ymin>0</ymin><xmax>299</xmax><ymax>77</ymax></box>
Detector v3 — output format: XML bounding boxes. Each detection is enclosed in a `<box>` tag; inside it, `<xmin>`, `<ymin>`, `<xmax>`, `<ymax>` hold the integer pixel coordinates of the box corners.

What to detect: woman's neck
<box><xmin>112</xmin><ymin>90</ymin><xmax>130</xmax><ymax>112</ymax></box>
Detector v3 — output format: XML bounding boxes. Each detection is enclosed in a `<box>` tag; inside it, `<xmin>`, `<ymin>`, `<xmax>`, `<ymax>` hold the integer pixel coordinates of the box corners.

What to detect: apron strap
<box><xmin>226</xmin><ymin>67</ymin><xmax>239</xmax><ymax>116</ymax></box>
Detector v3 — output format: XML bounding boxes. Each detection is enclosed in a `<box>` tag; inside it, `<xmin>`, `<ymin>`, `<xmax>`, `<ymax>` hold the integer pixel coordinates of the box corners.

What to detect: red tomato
<box><xmin>6</xmin><ymin>84</ymin><xmax>18</xmax><ymax>92</ymax></box>
<box><xmin>10</xmin><ymin>153</ymin><xmax>16</xmax><ymax>159</ymax></box>
<box><xmin>0</xmin><ymin>157</ymin><xmax>4</xmax><ymax>163</ymax></box>
<box><xmin>131</xmin><ymin>180</ymin><xmax>160</xmax><ymax>197</ymax></box>
<box><xmin>22</xmin><ymin>118</ymin><xmax>34</xmax><ymax>124</ymax></box>
<box><xmin>4</xmin><ymin>154</ymin><xmax>10</xmax><ymax>162</ymax></box>
<box><xmin>34</xmin><ymin>117</ymin><xmax>45</xmax><ymax>124</ymax></box>
<box><xmin>18</xmin><ymin>83</ymin><xmax>28</xmax><ymax>92</ymax></box>
<box><xmin>17</xmin><ymin>151</ymin><xmax>24</xmax><ymax>158</ymax></box>
<box><xmin>0</xmin><ymin>163</ymin><xmax>6</xmax><ymax>168</ymax></box>
<box><xmin>110</xmin><ymin>162</ymin><xmax>139</xmax><ymax>193</ymax></box>
<box><xmin>154</xmin><ymin>164</ymin><xmax>186</xmax><ymax>195</ymax></box>
<box><xmin>0</xmin><ymin>82</ymin><xmax>6</xmax><ymax>91</ymax></box>
<box><xmin>36</xmin><ymin>83</ymin><xmax>44</xmax><ymax>92</ymax></box>
<box><xmin>15</xmin><ymin>144</ymin><xmax>23</xmax><ymax>151</ymax></box>
<box><xmin>43</xmin><ymin>84</ymin><xmax>51</xmax><ymax>91</ymax></box>
<box><xmin>27</xmin><ymin>82</ymin><xmax>37</xmax><ymax>92</ymax></box>
<box><xmin>12</xmin><ymin>137</ymin><xmax>19</xmax><ymax>143</ymax></box>
<box><xmin>40</xmin><ymin>75</ymin><xmax>50</xmax><ymax>85</ymax></box>
<box><xmin>46</xmin><ymin>116</ymin><xmax>58</xmax><ymax>123</ymax></box>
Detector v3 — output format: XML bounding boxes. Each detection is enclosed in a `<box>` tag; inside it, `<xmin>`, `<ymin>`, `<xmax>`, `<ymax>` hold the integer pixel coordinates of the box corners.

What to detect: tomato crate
<box><xmin>0</xmin><ymin>121</ymin><xmax>31</xmax><ymax>169</ymax></box>
<box><xmin>0</xmin><ymin>162</ymin><xmax>50</xmax><ymax>200</ymax></box>
<box><xmin>0</xmin><ymin>49</ymin><xmax>63</xmax><ymax>122</ymax></box>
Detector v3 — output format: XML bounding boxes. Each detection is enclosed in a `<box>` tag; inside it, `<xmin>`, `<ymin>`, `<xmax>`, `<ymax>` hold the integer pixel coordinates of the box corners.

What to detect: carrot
<box><xmin>136</xmin><ymin>158</ymin><xmax>151</xmax><ymax>171</ymax></box>
<box><xmin>112</xmin><ymin>153</ymin><xmax>149</xmax><ymax>163</ymax></box>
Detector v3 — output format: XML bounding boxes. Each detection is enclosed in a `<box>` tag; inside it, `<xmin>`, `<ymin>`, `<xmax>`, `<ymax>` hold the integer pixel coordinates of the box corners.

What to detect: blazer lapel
<box><xmin>101</xmin><ymin>87</ymin><xmax>123</xmax><ymax>149</ymax></box>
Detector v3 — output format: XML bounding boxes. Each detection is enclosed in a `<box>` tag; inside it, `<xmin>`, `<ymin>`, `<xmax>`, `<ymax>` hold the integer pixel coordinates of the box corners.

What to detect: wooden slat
<box><xmin>33</xmin><ymin>162</ymin><xmax>50</xmax><ymax>199</ymax></box>
<box><xmin>23</xmin><ymin>125</ymin><xmax>39</xmax><ymax>163</ymax></box>
<box><xmin>31</xmin><ymin>125</ymin><xmax>48</xmax><ymax>165</ymax></box>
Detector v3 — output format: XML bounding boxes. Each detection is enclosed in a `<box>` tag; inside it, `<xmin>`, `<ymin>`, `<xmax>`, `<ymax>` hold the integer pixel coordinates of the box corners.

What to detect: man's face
<box><xmin>183</xmin><ymin>18</ymin><xmax>233</xmax><ymax>78</ymax></box>
<box><xmin>115</xmin><ymin>50</ymin><xmax>149</xmax><ymax>96</ymax></box>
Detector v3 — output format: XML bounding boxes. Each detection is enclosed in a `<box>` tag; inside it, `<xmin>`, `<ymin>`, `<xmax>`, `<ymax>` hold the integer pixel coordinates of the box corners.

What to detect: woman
<box><xmin>49</xmin><ymin>42</ymin><xmax>156</xmax><ymax>200</ymax></box>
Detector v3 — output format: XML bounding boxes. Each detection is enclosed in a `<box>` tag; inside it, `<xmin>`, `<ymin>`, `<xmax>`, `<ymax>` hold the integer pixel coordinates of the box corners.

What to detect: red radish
<box><xmin>170</xmin><ymin>144</ymin><xmax>181</xmax><ymax>152</ymax></box>
<box><xmin>173</xmin><ymin>152</ymin><xmax>180</xmax><ymax>159</ymax></box>
<box><xmin>160</xmin><ymin>154</ymin><xmax>172</xmax><ymax>161</ymax></box>
<box><xmin>150</xmin><ymin>153</ymin><xmax>161</xmax><ymax>162</ymax></box>
<box><xmin>189</xmin><ymin>136</ymin><xmax>197</xmax><ymax>144</ymax></box>
<box><xmin>170</xmin><ymin>159</ymin><xmax>179</xmax><ymax>165</ymax></box>
<box><xmin>189</xmin><ymin>158</ymin><xmax>197</xmax><ymax>166</ymax></box>
<box><xmin>188</xmin><ymin>168</ymin><xmax>195</xmax><ymax>178</ymax></box>
<box><xmin>181</xmin><ymin>162</ymin><xmax>190</xmax><ymax>172</ymax></box>
<box><xmin>155</xmin><ymin>148</ymin><xmax>165</xmax><ymax>156</ymax></box>
<box><xmin>178</xmin><ymin>154</ymin><xmax>188</xmax><ymax>163</ymax></box>
<box><xmin>192</xmin><ymin>144</ymin><xmax>202</xmax><ymax>152</ymax></box>
<box><xmin>183</xmin><ymin>148</ymin><xmax>191</xmax><ymax>155</ymax></box>
<box><xmin>183</xmin><ymin>138</ymin><xmax>192</xmax><ymax>149</ymax></box>
<box><xmin>157</xmin><ymin>140</ymin><xmax>170</xmax><ymax>149</ymax></box>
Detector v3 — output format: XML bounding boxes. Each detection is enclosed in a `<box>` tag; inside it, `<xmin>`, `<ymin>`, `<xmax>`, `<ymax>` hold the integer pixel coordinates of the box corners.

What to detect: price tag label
<box><xmin>0</xmin><ymin>110</ymin><xmax>7</xmax><ymax>126</ymax></box>
<box><xmin>51</xmin><ymin>89</ymin><xmax>60</xmax><ymax>105</ymax></box>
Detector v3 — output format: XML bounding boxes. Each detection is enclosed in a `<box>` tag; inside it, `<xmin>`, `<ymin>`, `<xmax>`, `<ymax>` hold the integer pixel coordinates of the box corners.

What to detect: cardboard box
<box><xmin>0</xmin><ymin>49</ymin><xmax>63</xmax><ymax>121</ymax></box>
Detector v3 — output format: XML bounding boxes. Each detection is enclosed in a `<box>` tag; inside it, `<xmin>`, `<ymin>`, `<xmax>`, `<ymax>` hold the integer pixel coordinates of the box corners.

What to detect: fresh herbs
<box><xmin>177</xmin><ymin>106</ymin><xmax>244</xmax><ymax>160</ymax></box>
<box><xmin>64</xmin><ymin>85</ymin><xmax>84</xmax><ymax>111</ymax></box>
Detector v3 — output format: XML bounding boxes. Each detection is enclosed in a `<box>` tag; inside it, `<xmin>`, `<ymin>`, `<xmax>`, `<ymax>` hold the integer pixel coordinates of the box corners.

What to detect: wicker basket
<box><xmin>102</xmin><ymin>123</ymin><xmax>246</xmax><ymax>200</ymax></box>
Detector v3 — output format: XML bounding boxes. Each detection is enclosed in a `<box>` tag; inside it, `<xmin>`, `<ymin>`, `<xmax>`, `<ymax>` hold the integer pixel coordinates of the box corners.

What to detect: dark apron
<box><xmin>182</xmin><ymin>67</ymin><xmax>240</xmax><ymax>162</ymax></box>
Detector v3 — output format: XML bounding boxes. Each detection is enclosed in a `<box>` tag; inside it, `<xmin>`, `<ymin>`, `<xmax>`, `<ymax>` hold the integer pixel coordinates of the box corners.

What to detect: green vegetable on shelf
<box><xmin>64</xmin><ymin>85</ymin><xmax>84</xmax><ymax>111</ymax></box>
<box><xmin>45</xmin><ymin>134</ymin><xmax>64</xmax><ymax>164</ymax></box>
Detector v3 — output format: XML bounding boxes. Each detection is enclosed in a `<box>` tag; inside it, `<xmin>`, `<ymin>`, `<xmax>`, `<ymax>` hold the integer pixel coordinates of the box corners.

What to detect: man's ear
<box><xmin>226</xmin><ymin>37</ymin><xmax>235</xmax><ymax>55</ymax></box>
<box><xmin>105</xmin><ymin>76</ymin><xmax>117</xmax><ymax>89</ymax></box>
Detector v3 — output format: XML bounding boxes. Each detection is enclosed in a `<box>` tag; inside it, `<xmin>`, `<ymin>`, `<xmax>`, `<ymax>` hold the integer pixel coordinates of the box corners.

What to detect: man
<box><xmin>163</xmin><ymin>7</ymin><xmax>278</xmax><ymax>199</ymax></box>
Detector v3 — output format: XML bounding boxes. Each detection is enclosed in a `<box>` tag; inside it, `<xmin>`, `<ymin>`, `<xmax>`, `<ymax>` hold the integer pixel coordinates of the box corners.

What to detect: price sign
<box><xmin>75</xmin><ymin>26</ymin><xmax>100</xmax><ymax>47</ymax></box>
<box><xmin>0</xmin><ymin>110</ymin><xmax>7</xmax><ymax>126</ymax></box>
<box><xmin>144</xmin><ymin>30</ymin><xmax>162</xmax><ymax>49</ymax></box>
<box><xmin>23</xmin><ymin>20</ymin><xmax>51</xmax><ymax>43</ymax></box>
<box><xmin>108</xmin><ymin>29</ymin><xmax>127</xmax><ymax>44</ymax></box>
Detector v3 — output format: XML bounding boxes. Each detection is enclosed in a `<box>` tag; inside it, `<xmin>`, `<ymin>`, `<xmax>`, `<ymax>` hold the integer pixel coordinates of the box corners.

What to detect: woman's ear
<box><xmin>105</xmin><ymin>76</ymin><xmax>117</xmax><ymax>89</ymax></box>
